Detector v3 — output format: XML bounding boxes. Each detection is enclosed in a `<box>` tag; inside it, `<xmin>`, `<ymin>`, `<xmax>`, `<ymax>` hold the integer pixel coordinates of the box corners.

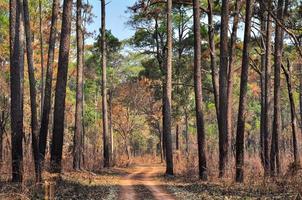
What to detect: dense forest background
<box><xmin>0</xmin><ymin>0</ymin><xmax>302</xmax><ymax>199</ymax></box>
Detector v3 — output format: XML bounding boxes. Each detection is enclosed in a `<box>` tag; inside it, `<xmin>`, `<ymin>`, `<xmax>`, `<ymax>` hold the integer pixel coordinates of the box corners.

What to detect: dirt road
<box><xmin>118</xmin><ymin>164</ymin><xmax>176</xmax><ymax>200</ymax></box>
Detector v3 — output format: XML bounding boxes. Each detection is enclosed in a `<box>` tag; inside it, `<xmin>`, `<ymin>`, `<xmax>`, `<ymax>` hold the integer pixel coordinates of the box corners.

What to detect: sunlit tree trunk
<box><xmin>163</xmin><ymin>0</ymin><xmax>174</xmax><ymax>176</ymax></box>
<box><xmin>50</xmin><ymin>0</ymin><xmax>73</xmax><ymax>173</ymax></box>
<box><xmin>235</xmin><ymin>0</ymin><xmax>253</xmax><ymax>183</ymax></box>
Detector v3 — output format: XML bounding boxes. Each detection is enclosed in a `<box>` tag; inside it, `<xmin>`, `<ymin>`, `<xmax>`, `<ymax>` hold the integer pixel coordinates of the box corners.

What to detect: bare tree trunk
<box><xmin>101</xmin><ymin>0</ymin><xmax>110</xmax><ymax>168</ymax></box>
<box><xmin>39</xmin><ymin>0</ymin><xmax>59</xmax><ymax>165</ymax></box>
<box><xmin>271</xmin><ymin>0</ymin><xmax>287</xmax><ymax>176</ymax></box>
<box><xmin>23</xmin><ymin>0</ymin><xmax>40</xmax><ymax>182</ymax></box>
<box><xmin>10</xmin><ymin>0</ymin><xmax>24</xmax><ymax>182</ymax></box>
<box><xmin>163</xmin><ymin>0</ymin><xmax>174</xmax><ymax>176</ymax></box>
<box><xmin>39</xmin><ymin>0</ymin><xmax>45</xmax><ymax>117</ymax></box>
<box><xmin>50</xmin><ymin>0</ymin><xmax>73</xmax><ymax>173</ymax></box>
<box><xmin>228</xmin><ymin>0</ymin><xmax>241</xmax><ymax>157</ymax></box>
<box><xmin>193</xmin><ymin>0</ymin><xmax>207</xmax><ymax>181</ymax></box>
<box><xmin>282</xmin><ymin>59</ymin><xmax>301</xmax><ymax>169</ymax></box>
<box><xmin>218</xmin><ymin>0</ymin><xmax>229</xmax><ymax>178</ymax></box>
<box><xmin>207</xmin><ymin>0</ymin><xmax>219</xmax><ymax>123</ymax></box>
<box><xmin>185</xmin><ymin>110</ymin><xmax>189</xmax><ymax>154</ymax></box>
<box><xmin>262</xmin><ymin>0</ymin><xmax>272</xmax><ymax>176</ymax></box>
<box><xmin>73</xmin><ymin>0</ymin><xmax>84</xmax><ymax>170</ymax></box>
<box><xmin>235</xmin><ymin>0</ymin><xmax>253</xmax><ymax>183</ymax></box>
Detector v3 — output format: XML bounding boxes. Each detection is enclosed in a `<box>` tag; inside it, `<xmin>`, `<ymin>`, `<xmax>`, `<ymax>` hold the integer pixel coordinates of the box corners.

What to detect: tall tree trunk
<box><xmin>235</xmin><ymin>0</ymin><xmax>253</xmax><ymax>183</ymax></box>
<box><xmin>73</xmin><ymin>0</ymin><xmax>84</xmax><ymax>170</ymax></box>
<box><xmin>23</xmin><ymin>0</ymin><xmax>40</xmax><ymax>182</ymax></box>
<box><xmin>282</xmin><ymin>59</ymin><xmax>301</xmax><ymax>169</ymax></box>
<box><xmin>259</xmin><ymin>0</ymin><xmax>266</xmax><ymax>169</ymax></box>
<box><xmin>227</xmin><ymin>0</ymin><xmax>241</xmax><ymax>156</ymax></box>
<box><xmin>271</xmin><ymin>0</ymin><xmax>287</xmax><ymax>176</ymax></box>
<box><xmin>10</xmin><ymin>0</ymin><xmax>24</xmax><ymax>182</ymax></box>
<box><xmin>262</xmin><ymin>0</ymin><xmax>272</xmax><ymax>176</ymax></box>
<box><xmin>163</xmin><ymin>0</ymin><xmax>174</xmax><ymax>176</ymax></box>
<box><xmin>39</xmin><ymin>0</ymin><xmax>59</xmax><ymax>165</ymax></box>
<box><xmin>193</xmin><ymin>0</ymin><xmax>207</xmax><ymax>181</ymax></box>
<box><xmin>101</xmin><ymin>0</ymin><xmax>110</xmax><ymax>168</ymax></box>
<box><xmin>207</xmin><ymin>0</ymin><xmax>219</xmax><ymax>123</ymax></box>
<box><xmin>39</xmin><ymin>0</ymin><xmax>45</xmax><ymax>117</ymax></box>
<box><xmin>218</xmin><ymin>0</ymin><xmax>229</xmax><ymax>178</ymax></box>
<box><xmin>50</xmin><ymin>0</ymin><xmax>73</xmax><ymax>173</ymax></box>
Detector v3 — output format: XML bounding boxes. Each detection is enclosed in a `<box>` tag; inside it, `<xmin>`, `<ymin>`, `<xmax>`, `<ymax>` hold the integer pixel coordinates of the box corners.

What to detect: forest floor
<box><xmin>1</xmin><ymin>162</ymin><xmax>302</xmax><ymax>199</ymax></box>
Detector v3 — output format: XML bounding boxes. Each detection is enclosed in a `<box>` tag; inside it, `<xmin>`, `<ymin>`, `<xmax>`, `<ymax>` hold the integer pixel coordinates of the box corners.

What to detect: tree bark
<box><xmin>73</xmin><ymin>0</ymin><xmax>84</xmax><ymax>170</ymax></box>
<box><xmin>50</xmin><ymin>0</ymin><xmax>73</xmax><ymax>173</ymax></box>
<box><xmin>262</xmin><ymin>0</ymin><xmax>272</xmax><ymax>176</ymax></box>
<box><xmin>207</xmin><ymin>0</ymin><xmax>219</xmax><ymax>123</ymax></box>
<box><xmin>282</xmin><ymin>59</ymin><xmax>300</xmax><ymax>169</ymax></box>
<box><xmin>193</xmin><ymin>0</ymin><xmax>207</xmax><ymax>181</ymax></box>
<box><xmin>23</xmin><ymin>0</ymin><xmax>40</xmax><ymax>182</ymax></box>
<box><xmin>227</xmin><ymin>0</ymin><xmax>241</xmax><ymax>156</ymax></box>
<box><xmin>271</xmin><ymin>0</ymin><xmax>287</xmax><ymax>176</ymax></box>
<box><xmin>10</xmin><ymin>0</ymin><xmax>24</xmax><ymax>182</ymax></box>
<box><xmin>235</xmin><ymin>0</ymin><xmax>253</xmax><ymax>183</ymax></box>
<box><xmin>218</xmin><ymin>0</ymin><xmax>229</xmax><ymax>178</ymax></box>
<box><xmin>39</xmin><ymin>0</ymin><xmax>59</xmax><ymax>165</ymax></box>
<box><xmin>163</xmin><ymin>0</ymin><xmax>174</xmax><ymax>176</ymax></box>
<box><xmin>101</xmin><ymin>0</ymin><xmax>110</xmax><ymax>168</ymax></box>
<box><xmin>39</xmin><ymin>0</ymin><xmax>45</xmax><ymax>117</ymax></box>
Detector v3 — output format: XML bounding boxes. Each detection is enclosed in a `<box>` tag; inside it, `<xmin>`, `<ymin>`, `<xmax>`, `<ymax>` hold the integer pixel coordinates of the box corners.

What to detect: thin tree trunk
<box><xmin>50</xmin><ymin>0</ymin><xmax>73</xmax><ymax>173</ymax></box>
<box><xmin>207</xmin><ymin>0</ymin><xmax>219</xmax><ymax>123</ymax></box>
<box><xmin>39</xmin><ymin>0</ymin><xmax>59</xmax><ymax>165</ymax></box>
<box><xmin>193</xmin><ymin>0</ymin><xmax>207</xmax><ymax>181</ymax></box>
<box><xmin>163</xmin><ymin>0</ymin><xmax>174</xmax><ymax>176</ymax></box>
<box><xmin>185</xmin><ymin>110</ymin><xmax>189</xmax><ymax>154</ymax></box>
<box><xmin>218</xmin><ymin>0</ymin><xmax>229</xmax><ymax>178</ymax></box>
<box><xmin>101</xmin><ymin>0</ymin><xmax>110</xmax><ymax>168</ymax></box>
<box><xmin>10</xmin><ymin>0</ymin><xmax>24</xmax><ymax>182</ymax></box>
<box><xmin>109</xmin><ymin>90</ymin><xmax>114</xmax><ymax>164</ymax></box>
<box><xmin>23</xmin><ymin>0</ymin><xmax>40</xmax><ymax>182</ymax></box>
<box><xmin>176</xmin><ymin>124</ymin><xmax>179</xmax><ymax>150</ymax></box>
<box><xmin>282</xmin><ymin>59</ymin><xmax>300</xmax><ymax>169</ymax></box>
<box><xmin>73</xmin><ymin>0</ymin><xmax>84</xmax><ymax>170</ymax></box>
<box><xmin>39</xmin><ymin>0</ymin><xmax>45</xmax><ymax>117</ymax></box>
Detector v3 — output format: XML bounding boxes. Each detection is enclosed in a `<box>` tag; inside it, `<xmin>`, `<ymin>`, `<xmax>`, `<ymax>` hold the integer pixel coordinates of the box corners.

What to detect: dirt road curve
<box><xmin>119</xmin><ymin>164</ymin><xmax>176</xmax><ymax>200</ymax></box>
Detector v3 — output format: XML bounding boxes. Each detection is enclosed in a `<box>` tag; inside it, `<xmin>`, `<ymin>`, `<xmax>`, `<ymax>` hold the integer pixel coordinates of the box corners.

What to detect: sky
<box><xmin>86</xmin><ymin>0</ymin><xmax>137</xmax><ymax>44</ymax></box>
